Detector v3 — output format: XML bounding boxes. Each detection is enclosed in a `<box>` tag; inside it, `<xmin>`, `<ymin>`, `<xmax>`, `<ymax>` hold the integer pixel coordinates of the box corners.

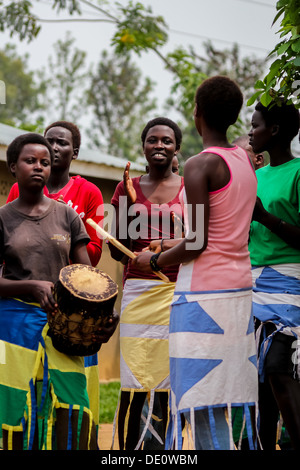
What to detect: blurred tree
<box><xmin>0</xmin><ymin>0</ymin><xmax>42</xmax><ymax>41</ymax></box>
<box><xmin>0</xmin><ymin>0</ymin><xmax>170</xmax><ymax>61</ymax></box>
<box><xmin>38</xmin><ymin>31</ymin><xmax>88</xmax><ymax>122</ymax></box>
<box><xmin>86</xmin><ymin>49</ymin><xmax>157</xmax><ymax>161</ymax></box>
<box><xmin>0</xmin><ymin>43</ymin><xmax>45</xmax><ymax>130</ymax></box>
<box><xmin>165</xmin><ymin>41</ymin><xmax>266</xmax><ymax>159</ymax></box>
<box><xmin>0</xmin><ymin>0</ymin><xmax>274</xmax><ymax>158</ymax></box>
<box><xmin>248</xmin><ymin>0</ymin><xmax>300</xmax><ymax>108</ymax></box>
<box><xmin>1</xmin><ymin>1</ymin><xmax>297</xmax><ymax>112</ymax></box>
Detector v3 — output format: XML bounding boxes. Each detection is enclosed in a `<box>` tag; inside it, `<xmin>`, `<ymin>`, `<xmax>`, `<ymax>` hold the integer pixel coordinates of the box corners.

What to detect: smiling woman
<box><xmin>108</xmin><ymin>117</ymin><xmax>184</xmax><ymax>450</ymax></box>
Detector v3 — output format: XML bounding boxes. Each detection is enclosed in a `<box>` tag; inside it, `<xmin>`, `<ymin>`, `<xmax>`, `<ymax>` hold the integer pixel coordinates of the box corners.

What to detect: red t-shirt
<box><xmin>111</xmin><ymin>176</ymin><xmax>184</xmax><ymax>282</ymax></box>
<box><xmin>7</xmin><ymin>176</ymin><xmax>103</xmax><ymax>266</ymax></box>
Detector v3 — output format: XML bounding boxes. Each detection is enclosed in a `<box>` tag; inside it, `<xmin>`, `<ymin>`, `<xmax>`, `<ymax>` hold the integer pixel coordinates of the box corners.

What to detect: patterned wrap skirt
<box><xmin>0</xmin><ymin>298</ymin><xmax>97</xmax><ymax>450</ymax></box>
<box><xmin>112</xmin><ymin>278</ymin><xmax>176</xmax><ymax>449</ymax></box>
<box><xmin>167</xmin><ymin>287</ymin><xmax>258</xmax><ymax>450</ymax></box>
<box><xmin>252</xmin><ymin>264</ymin><xmax>300</xmax><ymax>382</ymax></box>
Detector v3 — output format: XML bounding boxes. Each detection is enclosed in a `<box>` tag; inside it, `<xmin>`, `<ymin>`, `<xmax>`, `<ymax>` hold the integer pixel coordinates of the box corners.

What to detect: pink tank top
<box><xmin>177</xmin><ymin>145</ymin><xmax>257</xmax><ymax>291</ymax></box>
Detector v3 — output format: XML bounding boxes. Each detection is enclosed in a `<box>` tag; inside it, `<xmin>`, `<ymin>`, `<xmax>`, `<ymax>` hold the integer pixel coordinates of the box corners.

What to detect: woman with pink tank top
<box><xmin>133</xmin><ymin>76</ymin><xmax>258</xmax><ymax>450</ymax></box>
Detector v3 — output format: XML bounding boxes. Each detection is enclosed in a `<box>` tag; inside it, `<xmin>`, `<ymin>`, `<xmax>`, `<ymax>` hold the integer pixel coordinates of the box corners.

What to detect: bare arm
<box><xmin>71</xmin><ymin>240</ymin><xmax>92</xmax><ymax>266</ymax></box>
<box><xmin>108</xmin><ymin>204</ymin><xmax>132</xmax><ymax>261</ymax></box>
<box><xmin>132</xmin><ymin>154</ymin><xmax>210</xmax><ymax>272</ymax></box>
<box><xmin>0</xmin><ymin>241</ymin><xmax>91</xmax><ymax>315</ymax></box>
<box><xmin>108</xmin><ymin>162</ymin><xmax>136</xmax><ymax>261</ymax></box>
<box><xmin>142</xmin><ymin>238</ymin><xmax>182</xmax><ymax>254</ymax></box>
<box><xmin>0</xmin><ymin>276</ymin><xmax>57</xmax><ymax>315</ymax></box>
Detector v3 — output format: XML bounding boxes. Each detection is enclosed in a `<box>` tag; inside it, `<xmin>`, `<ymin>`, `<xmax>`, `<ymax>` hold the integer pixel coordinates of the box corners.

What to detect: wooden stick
<box><xmin>86</xmin><ymin>219</ymin><xmax>170</xmax><ymax>283</ymax></box>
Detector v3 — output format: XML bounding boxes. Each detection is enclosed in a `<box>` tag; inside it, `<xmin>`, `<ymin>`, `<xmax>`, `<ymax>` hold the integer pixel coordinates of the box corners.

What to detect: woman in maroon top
<box><xmin>109</xmin><ymin>117</ymin><xmax>184</xmax><ymax>450</ymax></box>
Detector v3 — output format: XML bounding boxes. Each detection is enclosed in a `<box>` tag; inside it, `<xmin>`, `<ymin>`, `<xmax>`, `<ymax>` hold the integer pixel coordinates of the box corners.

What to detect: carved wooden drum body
<box><xmin>48</xmin><ymin>264</ymin><xmax>118</xmax><ymax>356</ymax></box>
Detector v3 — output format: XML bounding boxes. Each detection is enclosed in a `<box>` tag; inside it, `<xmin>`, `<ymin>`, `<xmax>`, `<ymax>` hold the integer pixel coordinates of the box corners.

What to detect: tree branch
<box><xmin>79</xmin><ymin>0</ymin><xmax>119</xmax><ymax>22</ymax></box>
<box><xmin>151</xmin><ymin>46</ymin><xmax>180</xmax><ymax>76</ymax></box>
<box><xmin>37</xmin><ymin>17</ymin><xmax>115</xmax><ymax>23</ymax></box>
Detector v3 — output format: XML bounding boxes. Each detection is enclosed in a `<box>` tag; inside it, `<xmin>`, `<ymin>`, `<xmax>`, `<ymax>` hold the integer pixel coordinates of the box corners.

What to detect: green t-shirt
<box><xmin>249</xmin><ymin>158</ymin><xmax>300</xmax><ymax>266</ymax></box>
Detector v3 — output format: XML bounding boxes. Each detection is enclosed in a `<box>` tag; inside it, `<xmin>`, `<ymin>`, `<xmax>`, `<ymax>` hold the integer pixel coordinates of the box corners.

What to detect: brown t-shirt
<box><xmin>0</xmin><ymin>200</ymin><xmax>90</xmax><ymax>286</ymax></box>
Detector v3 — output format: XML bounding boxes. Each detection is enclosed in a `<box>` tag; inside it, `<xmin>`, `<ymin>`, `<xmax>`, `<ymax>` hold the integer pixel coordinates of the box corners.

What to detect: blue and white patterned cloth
<box><xmin>252</xmin><ymin>264</ymin><xmax>300</xmax><ymax>381</ymax></box>
<box><xmin>167</xmin><ymin>288</ymin><xmax>258</xmax><ymax>450</ymax></box>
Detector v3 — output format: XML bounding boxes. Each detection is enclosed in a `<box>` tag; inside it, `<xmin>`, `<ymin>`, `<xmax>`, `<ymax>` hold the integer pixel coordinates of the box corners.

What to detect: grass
<box><xmin>99</xmin><ymin>381</ymin><xmax>120</xmax><ymax>423</ymax></box>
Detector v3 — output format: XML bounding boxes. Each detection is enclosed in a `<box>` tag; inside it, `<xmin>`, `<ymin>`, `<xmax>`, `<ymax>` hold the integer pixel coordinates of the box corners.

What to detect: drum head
<box><xmin>49</xmin><ymin>264</ymin><xmax>118</xmax><ymax>356</ymax></box>
<box><xmin>59</xmin><ymin>264</ymin><xmax>118</xmax><ymax>302</ymax></box>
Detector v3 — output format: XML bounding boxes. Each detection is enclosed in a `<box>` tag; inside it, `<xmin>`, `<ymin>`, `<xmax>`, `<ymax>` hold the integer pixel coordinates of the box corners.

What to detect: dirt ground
<box><xmin>98</xmin><ymin>424</ymin><xmax>282</xmax><ymax>450</ymax></box>
<box><xmin>98</xmin><ymin>423</ymin><xmax>191</xmax><ymax>451</ymax></box>
<box><xmin>98</xmin><ymin>423</ymin><xmax>116</xmax><ymax>450</ymax></box>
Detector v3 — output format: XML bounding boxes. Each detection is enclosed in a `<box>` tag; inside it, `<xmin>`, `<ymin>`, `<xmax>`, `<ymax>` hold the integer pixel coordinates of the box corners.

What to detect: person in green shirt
<box><xmin>248</xmin><ymin>99</ymin><xmax>300</xmax><ymax>450</ymax></box>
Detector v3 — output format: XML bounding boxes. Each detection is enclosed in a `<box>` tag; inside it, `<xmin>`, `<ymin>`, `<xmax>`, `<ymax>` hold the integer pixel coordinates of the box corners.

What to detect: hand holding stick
<box><xmin>86</xmin><ymin>219</ymin><xmax>170</xmax><ymax>283</ymax></box>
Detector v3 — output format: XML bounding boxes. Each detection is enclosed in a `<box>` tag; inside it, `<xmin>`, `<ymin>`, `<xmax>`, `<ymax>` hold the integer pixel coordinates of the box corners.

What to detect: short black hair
<box><xmin>141</xmin><ymin>117</ymin><xmax>182</xmax><ymax>150</ymax></box>
<box><xmin>44</xmin><ymin>120</ymin><xmax>81</xmax><ymax>150</ymax></box>
<box><xmin>7</xmin><ymin>133</ymin><xmax>54</xmax><ymax>175</ymax></box>
<box><xmin>255</xmin><ymin>99</ymin><xmax>300</xmax><ymax>144</ymax></box>
<box><xmin>195</xmin><ymin>75</ymin><xmax>243</xmax><ymax>132</ymax></box>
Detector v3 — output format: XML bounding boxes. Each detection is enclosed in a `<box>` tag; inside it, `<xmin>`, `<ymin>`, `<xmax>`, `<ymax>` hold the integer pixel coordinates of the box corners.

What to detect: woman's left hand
<box><xmin>132</xmin><ymin>250</ymin><xmax>154</xmax><ymax>273</ymax></box>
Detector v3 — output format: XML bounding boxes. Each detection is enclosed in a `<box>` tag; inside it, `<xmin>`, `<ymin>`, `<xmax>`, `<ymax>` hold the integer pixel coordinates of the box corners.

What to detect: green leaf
<box><xmin>52</xmin><ymin>0</ymin><xmax>81</xmax><ymax>14</ymax></box>
<box><xmin>277</xmin><ymin>41</ymin><xmax>290</xmax><ymax>55</ymax></box>
<box><xmin>291</xmin><ymin>41</ymin><xmax>300</xmax><ymax>52</ymax></box>
<box><xmin>276</xmin><ymin>0</ymin><xmax>289</xmax><ymax>9</ymax></box>
<box><xmin>272</xmin><ymin>6</ymin><xmax>285</xmax><ymax>26</ymax></box>
<box><xmin>247</xmin><ymin>90</ymin><xmax>262</xmax><ymax>106</ymax></box>
<box><xmin>254</xmin><ymin>80</ymin><xmax>264</xmax><ymax>89</ymax></box>
<box><xmin>260</xmin><ymin>92</ymin><xmax>273</xmax><ymax>107</ymax></box>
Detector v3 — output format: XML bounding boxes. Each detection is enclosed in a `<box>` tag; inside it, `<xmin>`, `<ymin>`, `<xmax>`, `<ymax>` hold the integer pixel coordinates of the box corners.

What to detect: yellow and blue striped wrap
<box><xmin>120</xmin><ymin>278</ymin><xmax>175</xmax><ymax>392</ymax></box>
<box><xmin>0</xmin><ymin>298</ymin><xmax>96</xmax><ymax>450</ymax></box>
<box><xmin>112</xmin><ymin>278</ymin><xmax>175</xmax><ymax>449</ymax></box>
<box><xmin>84</xmin><ymin>354</ymin><xmax>99</xmax><ymax>430</ymax></box>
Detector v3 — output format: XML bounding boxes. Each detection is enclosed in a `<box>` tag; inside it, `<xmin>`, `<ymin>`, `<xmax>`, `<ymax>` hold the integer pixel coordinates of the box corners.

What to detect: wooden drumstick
<box><xmin>86</xmin><ymin>219</ymin><xmax>170</xmax><ymax>283</ymax></box>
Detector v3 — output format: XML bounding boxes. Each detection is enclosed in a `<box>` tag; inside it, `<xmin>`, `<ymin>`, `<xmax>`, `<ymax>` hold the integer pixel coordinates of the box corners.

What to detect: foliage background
<box><xmin>0</xmin><ymin>0</ymin><xmax>299</xmax><ymax>161</ymax></box>
<box><xmin>99</xmin><ymin>381</ymin><xmax>120</xmax><ymax>423</ymax></box>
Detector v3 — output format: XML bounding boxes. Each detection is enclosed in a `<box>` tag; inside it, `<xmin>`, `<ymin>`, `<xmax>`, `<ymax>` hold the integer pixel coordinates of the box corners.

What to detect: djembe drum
<box><xmin>48</xmin><ymin>264</ymin><xmax>118</xmax><ymax>356</ymax></box>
